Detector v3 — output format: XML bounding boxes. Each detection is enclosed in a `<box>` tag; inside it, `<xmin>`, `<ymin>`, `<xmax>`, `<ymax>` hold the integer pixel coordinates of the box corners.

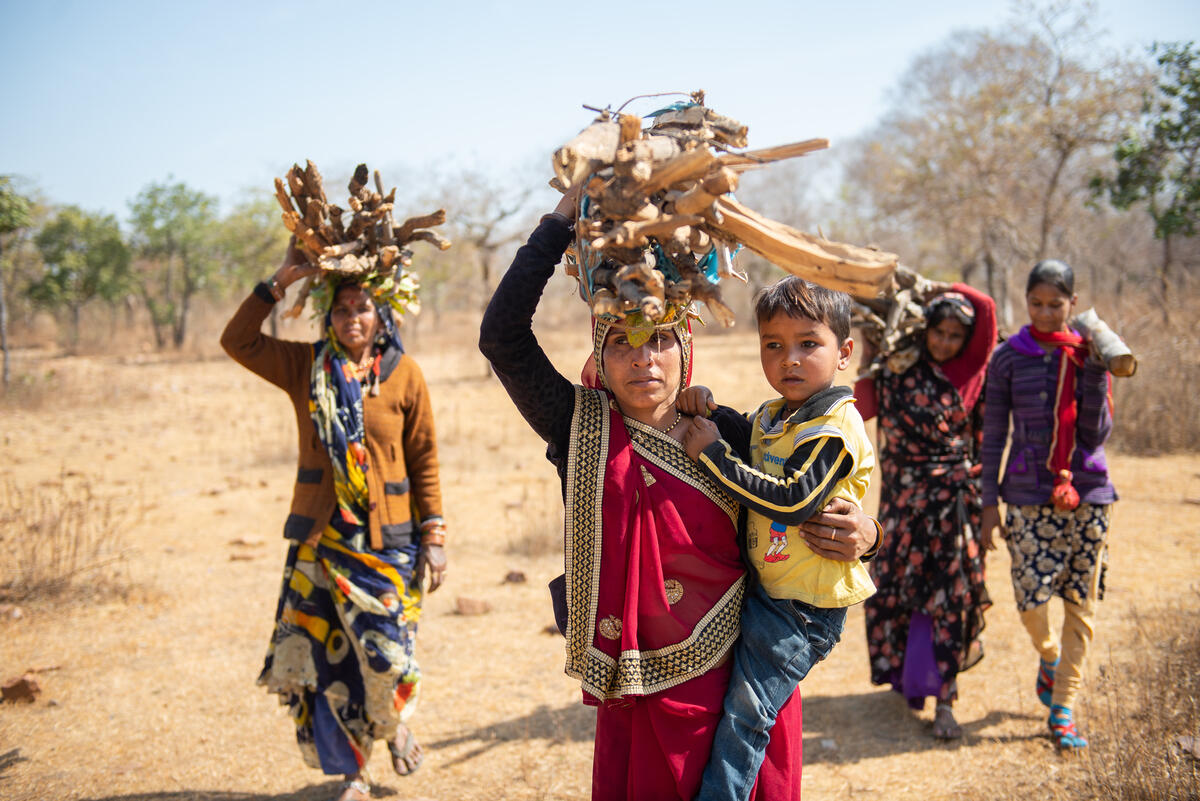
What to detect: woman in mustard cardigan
<box><xmin>222</xmin><ymin>238</ymin><xmax>446</xmax><ymax>801</ymax></box>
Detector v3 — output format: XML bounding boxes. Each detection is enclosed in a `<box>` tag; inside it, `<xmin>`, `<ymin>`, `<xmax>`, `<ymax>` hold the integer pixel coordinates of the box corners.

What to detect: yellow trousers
<box><xmin>1017</xmin><ymin>559</ymin><xmax>1102</xmax><ymax>709</ymax></box>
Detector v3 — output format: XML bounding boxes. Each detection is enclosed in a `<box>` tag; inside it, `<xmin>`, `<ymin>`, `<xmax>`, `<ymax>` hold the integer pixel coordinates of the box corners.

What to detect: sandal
<box><xmin>389</xmin><ymin>724</ymin><xmax>423</xmax><ymax>776</ymax></box>
<box><xmin>335</xmin><ymin>778</ymin><xmax>371</xmax><ymax>801</ymax></box>
<box><xmin>932</xmin><ymin>702</ymin><xmax>963</xmax><ymax>740</ymax></box>
<box><xmin>1037</xmin><ymin>657</ymin><xmax>1058</xmax><ymax>708</ymax></box>
<box><xmin>1049</xmin><ymin>705</ymin><xmax>1088</xmax><ymax>750</ymax></box>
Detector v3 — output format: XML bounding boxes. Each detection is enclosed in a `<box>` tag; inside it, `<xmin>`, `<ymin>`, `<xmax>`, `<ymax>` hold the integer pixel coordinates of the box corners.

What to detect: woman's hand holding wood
<box><xmin>273</xmin><ymin>234</ymin><xmax>320</xmax><ymax>289</ymax></box>
<box><xmin>797</xmin><ymin>497</ymin><xmax>878</xmax><ymax>561</ymax></box>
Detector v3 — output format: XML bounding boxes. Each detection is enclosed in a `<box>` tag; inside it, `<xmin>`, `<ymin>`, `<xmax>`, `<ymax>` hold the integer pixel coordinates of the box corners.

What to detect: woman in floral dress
<box><xmin>855</xmin><ymin>283</ymin><xmax>996</xmax><ymax>739</ymax></box>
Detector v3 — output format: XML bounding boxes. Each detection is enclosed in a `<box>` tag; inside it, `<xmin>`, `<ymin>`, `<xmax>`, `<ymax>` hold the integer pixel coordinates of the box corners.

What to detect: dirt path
<box><xmin>1</xmin><ymin>331</ymin><xmax>1197</xmax><ymax>801</ymax></box>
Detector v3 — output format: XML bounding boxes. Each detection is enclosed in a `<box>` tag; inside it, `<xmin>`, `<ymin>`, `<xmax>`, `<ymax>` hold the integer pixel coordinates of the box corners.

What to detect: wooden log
<box><xmin>591</xmin><ymin>287</ymin><xmax>622</xmax><ymax>318</ymax></box>
<box><xmin>553</xmin><ymin>118</ymin><xmax>621</xmax><ymax>190</ymax></box>
<box><xmin>303</xmin><ymin>160</ymin><xmax>327</xmax><ymax>203</ymax></box>
<box><xmin>705</xmin><ymin>196</ymin><xmax>897</xmax><ymax>299</ymax></box>
<box><xmin>639</xmin><ymin>148</ymin><xmax>716</xmax><ymax>195</ymax></box>
<box><xmin>590</xmin><ymin>214</ymin><xmax>703</xmax><ymax>250</ymax></box>
<box><xmin>394</xmin><ymin>209</ymin><xmax>447</xmax><ymax>243</ymax></box>
<box><xmin>304</xmin><ymin>198</ymin><xmax>325</xmax><ymax>229</ymax></box>
<box><xmin>348</xmin><ymin>196</ymin><xmax>363</xmax><ymax>213</ymax></box>
<box><xmin>349</xmin><ymin>164</ymin><xmax>370</xmax><ymax>197</ymax></box>
<box><xmin>378</xmin><ymin>245</ymin><xmax>401</xmax><ymax>269</ymax></box>
<box><xmin>672</xmin><ymin>167</ymin><xmax>738</xmax><ymax>216</ymax></box>
<box><xmin>328</xmin><ymin>205</ymin><xmax>346</xmax><ymax>240</ymax></box>
<box><xmin>408</xmin><ymin>230</ymin><xmax>452</xmax><ymax>250</ymax></box>
<box><xmin>719</xmin><ymin>139</ymin><xmax>830</xmax><ymax>172</ymax></box>
<box><xmin>1072</xmin><ymin>308</ymin><xmax>1137</xmax><ymax>377</ymax></box>
<box><xmin>323</xmin><ymin>237</ymin><xmax>366</xmax><ymax>258</ymax></box>
<box><xmin>280</xmin><ymin>211</ymin><xmax>301</xmax><ymax>233</ymax></box>
<box><xmin>650</xmin><ymin>105</ymin><xmax>748</xmax><ymax>148</ymax></box>
<box><xmin>273</xmin><ymin>178</ymin><xmax>296</xmax><ymax>215</ymax></box>
<box><xmin>619</xmin><ymin>113</ymin><xmax>642</xmax><ymax>144</ymax></box>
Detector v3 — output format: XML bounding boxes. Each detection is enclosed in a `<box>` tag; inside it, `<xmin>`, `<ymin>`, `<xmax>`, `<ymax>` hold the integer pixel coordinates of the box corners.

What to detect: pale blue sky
<box><xmin>2</xmin><ymin>0</ymin><xmax>1197</xmax><ymax>218</ymax></box>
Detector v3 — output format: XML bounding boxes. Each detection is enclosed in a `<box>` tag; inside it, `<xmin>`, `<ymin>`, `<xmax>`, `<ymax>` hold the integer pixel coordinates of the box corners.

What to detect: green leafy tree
<box><xmin>1094</xmin><ymin>41</ymin><xmax>1200</xmax><ymax>316</ymax></box>
<box><xmin>128</xmin><ymin>180</ymin><xmax>219</xmax><ymax>348</ymax></box>
<box><xmin>30</xmin><ymin>206</ymin><xmax>131</xmax><ymax>346</ymax></box>
<box><xmin>0</xmin><ymin>177</ymin><xmax>33</xmax><ymax>387</ymax></box>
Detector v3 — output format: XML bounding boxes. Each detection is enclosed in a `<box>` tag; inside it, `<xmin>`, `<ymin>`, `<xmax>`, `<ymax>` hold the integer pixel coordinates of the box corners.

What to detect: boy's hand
<box><xmin>683</xmin><ymin>416</ymin><xmax>720</xmax><ymax>461</ymax></box>
<box><xmin>677</xmin><ymin>385</ymin><xmax>717</xmax><ymax>417</ymax></box>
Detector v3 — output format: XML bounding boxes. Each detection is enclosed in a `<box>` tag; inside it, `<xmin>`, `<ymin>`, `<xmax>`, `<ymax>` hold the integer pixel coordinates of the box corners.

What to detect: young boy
<box><xmin>679</xmin><ymin>276</ymin><xmax>878</xmax><ymax>801</ymax></box>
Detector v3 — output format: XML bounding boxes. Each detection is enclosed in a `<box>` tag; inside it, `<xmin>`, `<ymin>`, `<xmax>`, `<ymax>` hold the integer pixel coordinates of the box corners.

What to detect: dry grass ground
<box><xmin>1</xmin><ymin>320</ymin><xmax>1198</xmax><ymax>801</ymax></box>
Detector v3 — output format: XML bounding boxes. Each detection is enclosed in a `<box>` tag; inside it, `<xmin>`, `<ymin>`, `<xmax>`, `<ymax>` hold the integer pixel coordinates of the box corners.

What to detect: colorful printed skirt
<box><xmin>1005</xmin><ymin>503</ymin><xmax>1110</xmax><ymax>611</ymax></box>
<box><xmin>865</xmin><ymin>462</ymin><xmax>991</xmax><ymax>703</ymax></box>
<box><xmin>258</xmin><ymin>518</ymin><xmax>422</xmax><ymax>775</ymax></box>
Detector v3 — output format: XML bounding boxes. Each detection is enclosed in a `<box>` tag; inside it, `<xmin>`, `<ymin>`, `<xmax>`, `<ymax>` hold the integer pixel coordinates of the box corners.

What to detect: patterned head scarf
<box><xmin>308</xmin><ymin>282</ymin><xmax>405</xmax><ymax>528</ymax></box>
<box><xmin>583</xmin><ymin>315</ymin><xmax>693</xmax><ymax>393</ymax></box>
<box><xmin>925</xmin><ymin>291</ymin><xmax>976</xmax><ymax>337</ymax></box>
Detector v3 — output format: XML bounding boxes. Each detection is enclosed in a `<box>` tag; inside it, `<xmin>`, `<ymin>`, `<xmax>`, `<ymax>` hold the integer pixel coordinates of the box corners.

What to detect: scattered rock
<box><xmin>2</xmin><ymin>674</ymin><xmax>41</xmax><ymax>703</ymax></box>
<box><xmin>455</xmin><ymin>597</ymin><xmax>493</xmax><ymax>616</ymax></box>
<box><xmin>229</xmin><ymin>537</ymin><xmax>264</xmax><ymax>547</ymax></box>
<box><xmin>1179</xmin><ymin>735</ymin><xmax>1200</xmax><ymax>760</ymax></box>
<box><xmin>820</xmin><ymin>738</ymin><xmax>838</xmax><ymax>751</ymax></box>
<box><xmin>0</xmin><ymin>604</ymin><xmax>24</xmax><ymax>621</ymax></box>
<box><xmin>503</xmin><ymin>571</ymin><xmax>527</xmax><ymax>584</ymax></box>
<box><xmin>229</xmin><ymin>554</ymin><xmax>257</xmax><ymax>562</ymax></box>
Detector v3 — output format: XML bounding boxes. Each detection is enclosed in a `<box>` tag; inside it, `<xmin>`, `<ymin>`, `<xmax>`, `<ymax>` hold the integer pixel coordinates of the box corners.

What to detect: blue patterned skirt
<box><xmin>258</xmin><ymin>517</ymin><xmax>422</xmax><ymax>775</ymax></box>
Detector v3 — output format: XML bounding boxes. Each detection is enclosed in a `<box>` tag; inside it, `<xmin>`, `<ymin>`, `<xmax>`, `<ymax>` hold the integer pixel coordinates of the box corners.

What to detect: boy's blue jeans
<box><xmin>696</xmin><ymin>579</ymin><xmax>847</xmax><ymax>801</ymax></box>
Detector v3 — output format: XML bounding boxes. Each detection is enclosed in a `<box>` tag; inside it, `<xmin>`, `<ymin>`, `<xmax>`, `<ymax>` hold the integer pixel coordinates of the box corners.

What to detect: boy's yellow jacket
<box><xmin>697</xmin><ymin>385</ymin><xmax>876</xmax><ymax>607</ymax></box>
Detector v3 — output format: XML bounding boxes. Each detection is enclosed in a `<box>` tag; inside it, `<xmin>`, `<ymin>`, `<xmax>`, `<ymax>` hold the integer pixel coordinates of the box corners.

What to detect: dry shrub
<box><xmin>1105</xmin><ymin>292</ymin><xmax>1200</xmax><ymax>454</ymax></box>
<box><xmin>0</xmin><ymin>474</ymin><xmax>136</xmax><ymax>602</ymax></box>
<box><xmin>1076</xmin><ymin>598</ymin><xmax>1200</xmax><ymax>800</ymax></box>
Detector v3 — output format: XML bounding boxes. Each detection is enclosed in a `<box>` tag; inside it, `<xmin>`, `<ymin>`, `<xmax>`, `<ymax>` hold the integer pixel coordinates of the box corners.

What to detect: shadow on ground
<box><xmin>800</xmin><ymin>689</ymin><xmax>1049</xmax><ymax>764</ymax></box>
<box><xmin>426</xmin><ymin>701</ymin><xmax>595</xmax><ymax>767</ymax></box>
<box><xmin>77</xmin><ymin>785</ymin><xmax>404</xmax><ymax>801</ymax></box>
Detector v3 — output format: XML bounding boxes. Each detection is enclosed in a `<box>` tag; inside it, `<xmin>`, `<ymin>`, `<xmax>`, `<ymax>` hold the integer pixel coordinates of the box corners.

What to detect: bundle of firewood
<box><xmin>272</xmin><ymin>160</ymin><xmax>450</xmax><ymax>317</ymax></box>
<box><xmin>552</xmin><ymin>92</ymin><xmax>898</xmax><ymax>327</ymax></box>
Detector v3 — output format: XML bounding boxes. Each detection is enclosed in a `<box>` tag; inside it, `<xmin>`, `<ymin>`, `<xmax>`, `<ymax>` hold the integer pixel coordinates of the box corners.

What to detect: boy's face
<box><xmin>758</xmin><ymin>313</ymin><xmax>853</xmax><ymax>410</ymax></box>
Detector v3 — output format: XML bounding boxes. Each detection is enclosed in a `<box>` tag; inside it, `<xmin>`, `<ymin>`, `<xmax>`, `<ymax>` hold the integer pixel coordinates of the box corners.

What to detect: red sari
<box><xmin>565</xmin><ymin>387</ymin><xmax>803</xmax><ymax>801</ymax></box>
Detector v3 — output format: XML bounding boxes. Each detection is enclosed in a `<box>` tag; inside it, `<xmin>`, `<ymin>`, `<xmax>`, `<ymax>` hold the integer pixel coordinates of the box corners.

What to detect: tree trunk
<box><xmin>0</xmin><ymin>241</ymin><xmax>9</xmax><ymax>389</ymax></box>
<box><xmin>71</xmin><ymin>303</ymin><xmax>81</xmax><ymax>349</ymax></box>
<box><xmin>174</xmin><ymin>288</ymin><xmax>191</xmax><ymax>348</ymax></box>
<box><xmin>1160</xmin><ymin>233</ymin><xmax>1172</xmax><ymax>323</ymax></box>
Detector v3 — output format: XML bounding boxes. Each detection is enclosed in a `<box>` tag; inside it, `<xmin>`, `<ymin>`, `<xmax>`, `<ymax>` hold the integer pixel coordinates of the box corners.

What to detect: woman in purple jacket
<box><xmin>980</xmin><ymin>259</ymin><xmax>1116</xmax><ymax>751</ymax></box>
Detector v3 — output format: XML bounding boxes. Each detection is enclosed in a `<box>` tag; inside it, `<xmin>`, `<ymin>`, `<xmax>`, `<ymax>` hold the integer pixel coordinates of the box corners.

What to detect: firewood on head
<box><xmin>719</xmin><ymin>139</ymin><xmax>830</xmax><ymax>172</ymax></box>
<box><xmin>349</xmin><ymin>164</ymin><xmax>370</xmax><ymax>198</ymax></box>
<box><xmin>408</xmin><ymin>230</ymin><xmax>452</xmax><ymax>251</ymax></box>
<box><xmin>619</xmin><ymin>113</ymin><xmax>642</xmax><ymax>144</ymax></box>
<box><xmin>553</xmin><ymin>117</ymin><xmax>622</xmax><ymax>190</ymax></box>
<box><xmin>274</xmin><ymin>178</ymin><xmax>297</xmax><ymax>215</ymax></box>
<box><xmin>303</xmin><ymin>160</ymin><xmax>327</xmax><ymax>203</ymax></box>
<box><xmin>394</xmin><ymin>210</ymin><xmax>447</xmax><ymax>243</ymax></box>
<box><xmin>639</xmin><ymin>148</ymin><xmax>716</xmax><ymax>195</ymax></box>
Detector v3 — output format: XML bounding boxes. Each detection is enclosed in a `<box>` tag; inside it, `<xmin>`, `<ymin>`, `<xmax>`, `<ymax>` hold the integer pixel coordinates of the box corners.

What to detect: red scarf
<box><xmin>1028</xmin><ymin>327</ymin><xmax>1089</xmax><ymax>511</ymax></box>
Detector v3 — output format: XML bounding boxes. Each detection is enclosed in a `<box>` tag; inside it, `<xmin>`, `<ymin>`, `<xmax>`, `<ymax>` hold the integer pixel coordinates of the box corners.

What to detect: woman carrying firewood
<box><xmin>980</xmin><ymin>259</ymin><xmax>1118</xmax><ymax>751</ymax></box>
<box><xmin>855</xmin><ymin>283</ymin><xmax>997</xmax><ymax>739</ymax></box>
<box><xmin>221</xmin><ymin>234</ymin><xmax>445</xmax><ymax>801</ymax></box>
<box><xmin>480</xmin><ymin>187</ymin><xmax>879</xmax><ymax>801</ymax></box>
